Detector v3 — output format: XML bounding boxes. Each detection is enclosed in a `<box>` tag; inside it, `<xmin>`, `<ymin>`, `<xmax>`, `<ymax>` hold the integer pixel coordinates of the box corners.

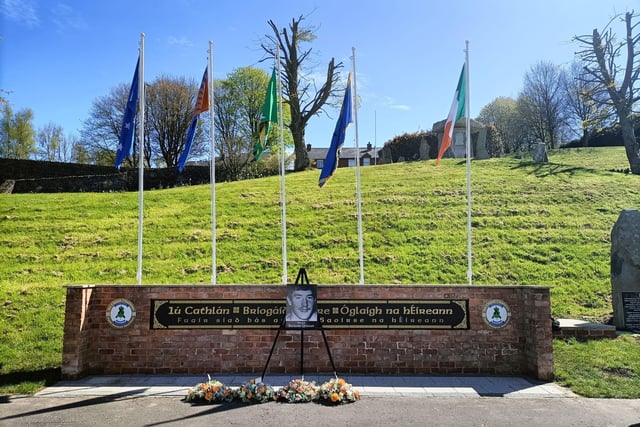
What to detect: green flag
<box><xmin>254</xmin><ymin>68</ymin><xmax>278</xmax><ymax>160</ymax></box>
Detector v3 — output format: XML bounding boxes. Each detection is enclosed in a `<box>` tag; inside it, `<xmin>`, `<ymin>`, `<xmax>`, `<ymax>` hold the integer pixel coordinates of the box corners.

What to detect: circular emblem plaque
<box><xmin>483</xmin><ymin>300</ymin><xmax>510</xmax><ymax>328</ymax></box>
<box><xmin>106</xmin><ymin>299</ymin><xmax>136</xmax><ymax>328</ymax></box>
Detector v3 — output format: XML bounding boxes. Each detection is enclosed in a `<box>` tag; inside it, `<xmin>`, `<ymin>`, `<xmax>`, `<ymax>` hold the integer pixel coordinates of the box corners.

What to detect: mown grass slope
<box><xmin>1</xmin><ymin>147</ymin><xmax>639</xmax><ymax>396</ymax></box>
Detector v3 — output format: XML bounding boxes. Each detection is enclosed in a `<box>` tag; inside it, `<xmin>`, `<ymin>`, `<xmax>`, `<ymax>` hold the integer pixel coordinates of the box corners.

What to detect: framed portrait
<box><xmin>285</xmin><ymin>284</ymin><xmax>318</xmax><ymax>328</ymax></box>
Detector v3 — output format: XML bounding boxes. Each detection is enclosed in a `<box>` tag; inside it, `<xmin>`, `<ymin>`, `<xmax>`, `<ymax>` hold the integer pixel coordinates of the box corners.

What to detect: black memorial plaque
<box><xmin>150</xmin><ymin>299</ymin><xmax>469</xmax><ymax>330</ymax></box>
<box><xmin>622</xmin><ymin>292</ymin><xmax>640</xmax><ymax>331</ymax></box>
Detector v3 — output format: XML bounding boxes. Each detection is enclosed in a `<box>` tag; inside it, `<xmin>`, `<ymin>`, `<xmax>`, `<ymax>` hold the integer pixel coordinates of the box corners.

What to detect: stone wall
<box><xmin>0</xmin><ymin>158</ymin><xmax>210</xmax><ymax>193</ymax></box>
<box><xmin>62</xmin><ymin>284</ymin><xmax>553</xmax><ymax>380</ymax></box>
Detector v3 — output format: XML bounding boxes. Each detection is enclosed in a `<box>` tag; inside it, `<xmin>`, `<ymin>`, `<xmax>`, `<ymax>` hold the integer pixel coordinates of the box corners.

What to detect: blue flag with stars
<box><xmin>115</xmin><ymin>57</ymin><xmax>140</xmax><ymax>170</ymax></box>
<box><xmin>319</xmin><ymin>73</ymin><xmax>353</xmax><ymax>188</ymax></box>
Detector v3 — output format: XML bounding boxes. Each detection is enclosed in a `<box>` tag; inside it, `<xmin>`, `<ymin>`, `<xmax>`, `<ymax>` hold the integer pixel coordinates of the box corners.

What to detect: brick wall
<box><xmin>62</xmin><ymin>284</ymin><xmax>553</xmax><ymax>380</ymax></box>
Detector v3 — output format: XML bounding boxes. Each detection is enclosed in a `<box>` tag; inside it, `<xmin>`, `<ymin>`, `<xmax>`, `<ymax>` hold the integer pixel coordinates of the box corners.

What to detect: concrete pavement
<box><xmin>4</xmin><ymin>375</ymin><xmax>640</xmax><ymax>427</ymax></box>
<box><xmin>32</xmin><ymin>374</ymin><xmax>574</xmax><ymax>398</ymax></box>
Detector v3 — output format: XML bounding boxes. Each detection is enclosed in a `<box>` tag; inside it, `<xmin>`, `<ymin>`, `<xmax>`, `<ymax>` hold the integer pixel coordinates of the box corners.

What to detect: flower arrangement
<box><xmin>183</xmin><ymin>376</ymin><xmax>234</xmax><ymax>404</ymax></box>
<box><xmin>276</xmin><ymin>378</ymin><xmax>318</xmax><ymax>403</ymax></box>
<box><xmin>236</xmin><ymin>378</ymin><xmax>275</xmax><ymax>404</ymax></box>
<box><xmin>316</xmin><ymin>377</ymin><xmax>360</xmax><ymax>405</ymax></box>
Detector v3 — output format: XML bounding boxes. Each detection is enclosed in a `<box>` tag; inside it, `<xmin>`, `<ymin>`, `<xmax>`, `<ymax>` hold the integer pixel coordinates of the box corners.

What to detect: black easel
<box><xmin>260</xmin><ymin>268</ymin><xmax>337</xmax><ymax>381</ymax></box>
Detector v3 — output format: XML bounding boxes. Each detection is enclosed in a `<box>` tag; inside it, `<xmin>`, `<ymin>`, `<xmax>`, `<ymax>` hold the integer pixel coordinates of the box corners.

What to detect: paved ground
<box><xmin>2</xmin><ymin>375</ymin><xmax>640</xmax><ymax>426</ymax></box>
<box><xmin>31</xmin><ymin>374</ymin><xmax>574</xmax><ymax>398</ymax></box>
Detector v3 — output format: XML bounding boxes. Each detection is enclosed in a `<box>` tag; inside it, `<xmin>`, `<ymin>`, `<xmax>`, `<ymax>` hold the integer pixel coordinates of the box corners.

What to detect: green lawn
<box><xmin>1</xmin><ymin>147</ymin><xmax>639</xmax><ymax>397</ymax></box>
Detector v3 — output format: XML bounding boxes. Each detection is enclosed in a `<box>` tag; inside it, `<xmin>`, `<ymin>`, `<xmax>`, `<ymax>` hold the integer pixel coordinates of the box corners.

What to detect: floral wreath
<box><xmin>317</xmin><ymin>377</ymin><xmax>360</xmax><ymax>405</ymax></box>
<box><xmin>183</xmin><ymin>375</ymin><xmax>360</xmax><ymax>405</ymax></box>
<box><xmin>275</xmin><ymin>378</ymin><xmax>318</xmax><ymax>403</ymax></box>
<box><xmin>183</xmin><ymin>375</ymin><xmax>234</xmax><ymax>404</ymax></box>
<box><xmin>236</xmin><ymin>378</ymin><xmax>275</xmax><ymax>404</ymax></box>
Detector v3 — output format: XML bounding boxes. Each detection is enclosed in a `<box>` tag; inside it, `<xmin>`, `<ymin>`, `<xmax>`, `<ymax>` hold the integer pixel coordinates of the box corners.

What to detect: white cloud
<box><xmin>167</xmin><ymin>36</ymin><xmax>193</xmax><ymax>47</ymax></box>
<box><xmin>51</xmin><ymin>3</ymin><xmax>88</xmax><ymax>32</ymax></box>
<box><xmin>391</xmin><ymin>104</ymin><xmax>411</xmax><ymax>111</ymax></box>
<box><xmin>1</xmin><ymin>0</ymin><xmax>40</xmax><ymax>28</ymax></box>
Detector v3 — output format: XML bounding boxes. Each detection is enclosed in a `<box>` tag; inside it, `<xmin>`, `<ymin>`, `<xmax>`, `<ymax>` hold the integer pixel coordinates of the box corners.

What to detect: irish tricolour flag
<box><xmin>436</xmin><ymin>64</ymin><xmax>466</xmax><ymax>165</ymax></box>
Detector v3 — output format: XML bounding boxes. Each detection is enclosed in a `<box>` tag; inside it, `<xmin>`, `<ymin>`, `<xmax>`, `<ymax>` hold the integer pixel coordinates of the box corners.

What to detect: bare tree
<box><xmin>37</xmin><ymin>122</ymin><xmax>68</xmax><ymax>161</ymax></box>
<box><xmin>262</xmin><ymin>15</ymin><xmax>342</xmax><ymax>171</ymax></box>
<box><xmin>81</xmin><ymin>83</ymin><xmax>131</xmax><ymax>166</ymax></box>
<box><xmin>562</xmin><ymin>62</ymin><xmax>614</xmax><ymax>147</ymax></box>
<box><xmin>146</xmin><ymin>75</ymin><xmax>203</xmax><ymax>167</ymax></box>
<box><xmin>517</xmin><ymin>61</ymin><xmax>568</xmax><ymax>150</ymax></box>
<box><xmin>574</xmin><ymin>11</ymin><xmax>640</xmax><ymax>174</ymax></box>
<box><xmin>82</xmin><ymin>76</ymin><xmax>205</xmax><ymax>168</ymax></box>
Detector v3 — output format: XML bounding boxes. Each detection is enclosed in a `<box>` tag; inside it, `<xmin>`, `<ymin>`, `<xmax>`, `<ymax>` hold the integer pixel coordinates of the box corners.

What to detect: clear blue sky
<box><xmin>1</xmin><ymin>0</ymin><xmax>637</xmax><ymax>153</ymax></box>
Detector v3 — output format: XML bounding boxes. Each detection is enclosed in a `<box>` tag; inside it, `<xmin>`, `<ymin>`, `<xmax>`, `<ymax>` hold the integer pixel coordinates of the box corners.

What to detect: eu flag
<box><xmin>115</xmin><ymin>57</ymin><xmax>140</xmax><ymax>170</ymax></box>
<box><xmin>178</xmin><ymin>67</ymin><xmax>209</xmax><ymax>173</ymax></box>
<box><xmin>319</xmin><ymin>73</ymin><xmax>353</xmax><ymax>188</ymax></box>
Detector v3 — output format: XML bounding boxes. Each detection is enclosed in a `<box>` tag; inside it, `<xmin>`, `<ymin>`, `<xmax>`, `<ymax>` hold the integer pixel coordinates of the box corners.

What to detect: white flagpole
<box><xmin>464</xmin><ymin>40</ymin><xmax>473</xmax><ymax>286</ymax></box>
<box><xmin>276</xmin><ymin>45</ymin><xmax>288</xmax><ymax>285</ymax></box>
<box><xmin>136</xmin><ymin>32</ymin><xmax>145</xmax><ymax>285</ymax></box>
<box><xmin>209</xmin><ymin>40</ymin><xmax>217</xmax><ymax>285</ymax></box>
<box><xmin>351</xmin><ymin>47</ymin><xmax>365</xmax><ymax>285</ymax></box>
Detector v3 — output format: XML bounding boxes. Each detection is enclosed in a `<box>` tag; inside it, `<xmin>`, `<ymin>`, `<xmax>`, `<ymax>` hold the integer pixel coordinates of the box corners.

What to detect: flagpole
<box><xmin>136</xmin><ymin>32</ymin><xmax>145</xmax><ymax>285</ymax></box>
<box><xmin>464</xmin><ymin>40</ymin><xmax>473</xmax><ymax>286</ymax></box>
<box><xmin>351</xmin><ymin>47</ymin><xmax>365</xmax><ymax>285</ymax></box>
<box><xmin>208</xmin><ymin>40</ymin><xmax>217</xmax><ymax>285</ymax></box>
<box><xmin>276</xmin><ymin>45</ymin><xmax>288</xmax><ymax>285</ymax></box>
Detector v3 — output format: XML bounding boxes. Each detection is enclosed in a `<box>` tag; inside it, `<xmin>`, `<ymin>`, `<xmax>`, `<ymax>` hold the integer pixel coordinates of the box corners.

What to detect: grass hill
<box><xmin>1</xmin><ymin>147</ymin><xmax>639</xmax><ymax>397</ymax></box>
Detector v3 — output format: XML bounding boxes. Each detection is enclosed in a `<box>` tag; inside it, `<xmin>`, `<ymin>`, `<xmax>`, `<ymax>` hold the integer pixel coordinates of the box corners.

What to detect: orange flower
<box><xmin>337</xmin><ymin>378</ymin><xmax>346</xmax><ymax>387</ymax></box>
<box><xmin>247</xmin><ymin>392</ymin><xmax>253</xmax><ymax>399</ymax></box>
<box><xmin>258</xmin><ymin>386</ymin><xmax>266</xmax><ymax>394</ymax></box>
<box><xmin>204</xmin><ymin>391</ymin><xmax>213</xmax><ymax>401</ymax></box>
<box><xmin>330</xmin><ymin>392</ymin><xmax>340</xmax><ymax>402</ymax></box>
<box><xmin>354</xmin><ymin>390</ymin><xmax>360</xmax><ymax>399</ymax></box>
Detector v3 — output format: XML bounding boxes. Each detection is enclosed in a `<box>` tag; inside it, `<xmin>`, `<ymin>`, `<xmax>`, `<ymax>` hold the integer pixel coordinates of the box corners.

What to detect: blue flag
<box><xmin>319</xmin><ymin>74</ymin><xmax>353</xmax><ymax>188</ymax></box>
<box><xmin>115</xmin><ymin>57</ymin><xmax>140</xmax><ymax>170</ymax></box>
<box><xmin>178</xmin><ymin>67</ymin><xmax>209</xmax><ymax>172</ymax></box>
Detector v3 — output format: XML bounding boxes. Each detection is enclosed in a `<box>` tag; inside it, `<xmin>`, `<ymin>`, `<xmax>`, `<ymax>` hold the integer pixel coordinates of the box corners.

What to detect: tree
<box><xmin>81</xmin><ymin>83</ymin><xmax>132</xmax><ymax>166</ymax></box>
<box><xmin>37</xmin><ymin>122</ymin><xmax>70</xmax><ymax>161</ymax></box>
<box><xmin>146</xmin><ymin>75</ymin><xmax>205</xmax><ymax>168</ymax></box>
<box><xmin>70</xmin><ymin>135</ymin><xmax>91</xmax><ymax>164</ymax></box>
<box><xmin>575</xmin><ymin>11</ymin><xmax>640</xmax><ymax>174</ymax></box>
<box><xmin>262</xmin><ymin>15</ymin><xmax>342</xmax><ymax>171</ymax></box>
<box><xmin>517</xmin><ymin>61</ymin><xmax>568</xmax><ymax>150</ymax></box>
<box><xmin>562</xmin><ymin>62</ymin><xmax>613</xmax><ymax>147</ymax></box>
<box><xmin>0</xmin><ymin>102</ymin><xmax>36</xmax><ymax>159</ymax></box>
<box><xmin>215</xmin><ymin>67</ymin><xmax>271</xmax><ymax>180</ymax></box>
<box><xmin>476</xmin><ymin>97</ymin><xmax>524</xmax><ymax>153</ymax></box>
<box><xmin>82</xmin><ymin>76</ymin><xmax>205</xmax><ymax>168</ymax></box>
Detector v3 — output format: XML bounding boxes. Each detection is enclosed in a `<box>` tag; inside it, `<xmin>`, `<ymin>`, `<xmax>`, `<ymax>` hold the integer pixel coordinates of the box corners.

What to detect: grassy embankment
<box><xmin>1</xmin><ymin>147</ymin><xmax>639</xmax><ymax>397</ymax></box>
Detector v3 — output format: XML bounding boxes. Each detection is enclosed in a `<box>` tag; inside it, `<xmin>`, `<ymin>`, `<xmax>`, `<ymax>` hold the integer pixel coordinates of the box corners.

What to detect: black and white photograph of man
<box><xmin>285</xmin><ymin>284</ymin><xmax>318</xmax><ymax>328</ymax></box>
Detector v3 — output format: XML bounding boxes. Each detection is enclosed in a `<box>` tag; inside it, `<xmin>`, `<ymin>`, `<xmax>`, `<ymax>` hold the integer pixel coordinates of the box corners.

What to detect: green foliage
<box><xmin>484</xmin><ymin>124</ymin><xmax>505</xmax><ymax>157</ymax></box>
<box><xmin>0</xmin><ymin>147</ymin><xmax>639</xmax><ymax>396</ymax></box>
<box><xmin>0</xmin><ymin>102</ymin><xmax>37</xmax><ymax>159</ymax></box>
<box><xmin>382</xmin><ymin>131</ymin><xmax>437</xmax><ymax>162</ymax></box>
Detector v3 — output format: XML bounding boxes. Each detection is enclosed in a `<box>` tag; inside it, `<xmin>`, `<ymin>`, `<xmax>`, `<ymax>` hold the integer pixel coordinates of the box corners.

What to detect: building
<box><xmin>306</xmin><ymin>143</ymin><xmax>382</xmax><ymax>169</ymax></box>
